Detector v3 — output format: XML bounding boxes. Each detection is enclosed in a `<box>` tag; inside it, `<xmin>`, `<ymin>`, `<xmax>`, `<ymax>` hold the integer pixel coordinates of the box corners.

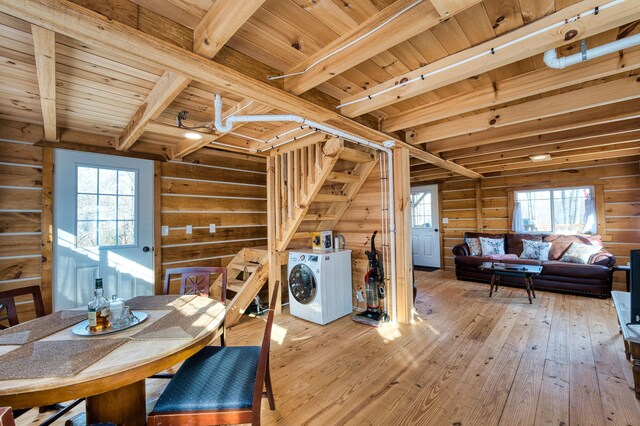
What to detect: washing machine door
<box><xmin>289</xmin><ymin>264</ymin><xmax>317</xmax><ymax>305</ymax></box>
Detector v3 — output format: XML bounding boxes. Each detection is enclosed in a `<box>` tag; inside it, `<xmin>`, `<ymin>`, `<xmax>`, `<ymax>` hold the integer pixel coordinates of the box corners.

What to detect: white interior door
<box><xmin>53</xmin><ymin>150</ymin><xmax>154</xmax><ymax>311</ymax></box>
<box><xmin>411</xmin><ymin>185</ymin><xmax>440</xmax><ymax>268</ymax></box>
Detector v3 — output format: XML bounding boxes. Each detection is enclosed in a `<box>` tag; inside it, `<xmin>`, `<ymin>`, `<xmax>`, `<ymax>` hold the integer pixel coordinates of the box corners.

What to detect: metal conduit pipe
<box><xmin>212</xmin><ymin>94</ymin><xmax>399</xmax><ymax>321</ymax></box>
<box><xmin>544</xmin><ymin>33</ymin><xmax>640</xmax><ymax>69</ymax></box>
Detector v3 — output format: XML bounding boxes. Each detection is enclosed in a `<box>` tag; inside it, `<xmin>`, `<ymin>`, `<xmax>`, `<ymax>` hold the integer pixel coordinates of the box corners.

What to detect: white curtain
<box><xmin>582</xmin><ymin>197</ymin><xmax>597</xmax><ymax>234</ymax></box>
<box><xmin>512</xmin><ymin>201</ymin><xmax>523</xmax><ymax>232</ymax></box>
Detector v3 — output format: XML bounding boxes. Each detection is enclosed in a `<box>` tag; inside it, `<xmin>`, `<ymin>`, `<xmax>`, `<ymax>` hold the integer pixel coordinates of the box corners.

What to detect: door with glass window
<box><xmin>53</xmin><ymin>150</ymin><xmax>154</xmax><ymax>311</ymax></box>
<box><xmin>411</xmin><ymin>185</ymin><xmax>440</xmax><ymax>268</ymax></box>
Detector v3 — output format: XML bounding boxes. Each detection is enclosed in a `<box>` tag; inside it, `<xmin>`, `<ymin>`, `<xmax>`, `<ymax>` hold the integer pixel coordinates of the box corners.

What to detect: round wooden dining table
<box><xmin>0</xmin><ymin>295</ymin><xmax>226</xmax><ymax>425</ymax></box>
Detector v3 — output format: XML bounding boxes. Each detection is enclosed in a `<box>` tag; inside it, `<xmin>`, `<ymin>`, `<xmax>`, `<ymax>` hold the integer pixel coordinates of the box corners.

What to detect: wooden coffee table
<box><xmin>0</xmin><ymin>295</ymin><xmax>226</xmax><ymax>425</ymax></box>
<box><xmin>480</xmin><ymin>262</ymin><xmax>543</xmax><ymax>304</ymax></box>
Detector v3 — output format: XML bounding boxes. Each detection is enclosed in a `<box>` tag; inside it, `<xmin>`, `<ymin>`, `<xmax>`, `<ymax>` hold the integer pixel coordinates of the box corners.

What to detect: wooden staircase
<box><xmin>214</xmin><ymin>137</ymin><xmax>378</xmax><ymax>325</ymax></box>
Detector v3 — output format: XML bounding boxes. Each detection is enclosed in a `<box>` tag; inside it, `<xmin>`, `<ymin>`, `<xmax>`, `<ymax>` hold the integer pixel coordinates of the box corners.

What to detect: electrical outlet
<box><xmin>161</xmin><ymin>226</ymin><xmax>169</xmax><ymax>236</ymax></box>
<box><xmin>209</xmin><ymin>224</ymin><xmax>216</xmax><ymax>233</ymax></box>
<box><xmin>442</xmin><ymin>217</ymin><xmax>449</xmax><ymax>224</ymax></box>
<box><xmin>356</xmin><ymin>290</ymin><xmax>365</xmax><ymax>302</ymax></box>
<box><xmin>186</xmin><ymin>225</ymin><xmax>192</xmax><ymax>234</ymax></box>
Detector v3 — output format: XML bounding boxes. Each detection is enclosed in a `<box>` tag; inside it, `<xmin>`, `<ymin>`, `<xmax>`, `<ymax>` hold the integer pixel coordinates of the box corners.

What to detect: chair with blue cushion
<box><xmin>148</xmin><ymin>284</ymin><xmax>278</xmax><ymax>426</ymax></box>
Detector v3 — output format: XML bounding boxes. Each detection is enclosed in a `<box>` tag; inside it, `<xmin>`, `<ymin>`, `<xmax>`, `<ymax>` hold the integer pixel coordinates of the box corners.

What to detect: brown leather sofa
<box><xmin>452</xmin><ymin>232</ymin><xmax>616</xmax><ymax>298</ymax></box>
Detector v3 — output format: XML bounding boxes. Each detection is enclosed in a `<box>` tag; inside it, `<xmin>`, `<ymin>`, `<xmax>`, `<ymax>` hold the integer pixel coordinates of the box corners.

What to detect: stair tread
<box><xmin>339</xmin><ymin>147</ymin><xmax>375</xmax><ymax>163</ymax></box>
<box><xmin>302</xmin><ymin>213</ymin><xmax>337</xmax><ymax>221</ymax></box>
<box><xmin>314</xmin><ymin>193</ymin><xmax>349</xmax><ymax>202</ymax></box>
<box><xmin>327</xmin><ymin>171</ymin><xmax>360</xmax><ymax>184</ymax></box>
<box><xmin>229</xmin><ymin>261</ymin><xmax>259</xmax><ymax>271</ymax></box>
<box><xmin>225</xmin><ymin>278</ymin><xmax>245</xmax><ymax>292</ymax></box>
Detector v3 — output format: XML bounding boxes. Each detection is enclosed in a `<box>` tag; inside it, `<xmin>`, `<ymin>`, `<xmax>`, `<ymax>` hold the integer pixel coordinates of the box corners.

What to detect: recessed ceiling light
<box><xmin>529</xmin><ymin>154</ymin><xmax>551</xmax><ymax>162</ymax></box>
<box><xmin>183</xmin><ymin>132</ymin><xmax>203</xmax><ymax>140</ymax></box>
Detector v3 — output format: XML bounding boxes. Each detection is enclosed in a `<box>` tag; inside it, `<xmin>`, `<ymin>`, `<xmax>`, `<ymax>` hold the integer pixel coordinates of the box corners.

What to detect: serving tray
<box><xmin>71</xmin><ymin>311</ymin><xmax>148</xmax><ymax>336</ymax></box>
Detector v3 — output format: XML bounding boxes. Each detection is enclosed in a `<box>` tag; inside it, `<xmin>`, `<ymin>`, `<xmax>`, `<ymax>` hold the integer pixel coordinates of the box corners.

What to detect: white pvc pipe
<box><xmin>212</xmin><ymin>94</ymin><xmax>400</xmax><ymax>321</ymax></box>
<box><xmin>544</xmin><ymin>33</ymin><xmax>640</xmax><ymax>69</ymax></box>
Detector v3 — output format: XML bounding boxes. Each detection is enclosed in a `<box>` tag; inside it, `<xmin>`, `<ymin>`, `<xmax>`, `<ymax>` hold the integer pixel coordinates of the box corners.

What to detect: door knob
<box><xmin>142</xmin><ymin>246</ymin><xmax>150</xmax><ymax>253</ymax></box>
<box><xmin>434</xmin><ymin>228</ymin><xmax>439</xmax><ymax>232</ymax></box>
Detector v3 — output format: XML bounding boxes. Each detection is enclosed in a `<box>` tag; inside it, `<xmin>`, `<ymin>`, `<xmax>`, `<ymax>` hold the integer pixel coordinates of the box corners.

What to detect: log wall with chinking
<box><xmin>439</xmin><ymin>158</ymin><xmax>640</xmax><ymax>290</ymax></box>
<box><xmin>0</xmin><ymin>140</ymin><xmax>44</xmax><ymax>322</ymax></box>
<box><xmin>159</xmin><ymin>151</ymin><xmax>267</xmax><ymax>280</ymax></box>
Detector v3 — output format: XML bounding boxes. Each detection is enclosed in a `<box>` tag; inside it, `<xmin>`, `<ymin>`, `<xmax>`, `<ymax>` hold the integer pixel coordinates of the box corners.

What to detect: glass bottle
<box><xmin>88</xmin><ymin>278</ymin><xmax>110</xmax><ymax>331</ymax></box>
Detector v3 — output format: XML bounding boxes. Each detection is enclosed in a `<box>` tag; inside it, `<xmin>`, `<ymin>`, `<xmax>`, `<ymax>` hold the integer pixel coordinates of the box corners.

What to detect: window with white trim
<box><xmin>514</xmin><ymin>186</ymin><xmax>595</xmax><ymax>234</ymax></box>
<box><xmin>76</xmin><ymin>166</ymin><xmax>137</xmax><ymax>247</ymax></box>
<box><xmin>411</xmin><ymin>191</ymin><xmax>433</xmax><ymax>228</ymax></box>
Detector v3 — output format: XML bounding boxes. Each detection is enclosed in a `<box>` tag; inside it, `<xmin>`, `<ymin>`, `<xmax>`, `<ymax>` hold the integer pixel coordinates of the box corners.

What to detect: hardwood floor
<box><xmin>18</xmin><ymin>270</ymin><xmax>640</xmax><ymax>425</ymax></box>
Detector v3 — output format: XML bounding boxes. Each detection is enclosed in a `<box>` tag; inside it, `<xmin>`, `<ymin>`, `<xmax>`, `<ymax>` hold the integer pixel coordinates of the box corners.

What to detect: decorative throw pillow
<box><xmin>559</xmin><ymin>242</ymin><xmax>602</xmax><ymax>264</ymax></box>
<box><xmin>467</xmin><ymin>238</ymin><xmax>481</xmax><ymax>256</ymax></box>
<box><xmin>520</xmin><ymin>240</ymin><xmax>552</xmax><ymax>261</ymax></box>
<box><xmin>480</xmin><ymin>237</ymin><xmax>505</xmax><ymax>256</ymax></box>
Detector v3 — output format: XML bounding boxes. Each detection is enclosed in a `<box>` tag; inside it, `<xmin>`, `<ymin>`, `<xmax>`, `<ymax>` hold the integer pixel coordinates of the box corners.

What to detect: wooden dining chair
<box><xmin>0</xmin><ymin>407</ymin><xmax>15</xmax><ymax>426</ymax></box>
<box><xmin>147</xmin><ymin>283</ymin><xmax>278</xmax><ymax>426</ymax></box>
<box><xmin>163</xmin><ymin>267</ymin><xmax>227</xmax><ymax>300</ymax></box>
<box><xmin>0</xmin><ymin>285</ymin><xmax>46</xmax><ymax>328</ymax></box>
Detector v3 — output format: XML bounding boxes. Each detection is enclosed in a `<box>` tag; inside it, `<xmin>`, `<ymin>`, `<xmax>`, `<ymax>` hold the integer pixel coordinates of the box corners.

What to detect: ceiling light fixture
<box><xmin>183</xmin><ymin>132</ymin><xmax>203</xmax><ymax>140</ymax></box>
<box><xmin>530</xmin><ymin>154</ymin><xmax>552</xmax><ymax>162</ymax></box>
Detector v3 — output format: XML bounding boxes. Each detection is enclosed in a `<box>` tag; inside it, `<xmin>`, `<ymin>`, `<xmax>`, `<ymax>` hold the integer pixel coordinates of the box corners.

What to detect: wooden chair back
<box><xmin>0</xmin><ymin>407</ymin><xmax>14</xmax><ymax>426</ymax></box>
<box><xmin>163</xmin><ymin>267</ymin><xmax>227</xmax><ymax>303</ymax></box>
<box><xmin>0</xmin><ymin>285</ymin><xmax>46</xmax><ymax>328</ymax></box>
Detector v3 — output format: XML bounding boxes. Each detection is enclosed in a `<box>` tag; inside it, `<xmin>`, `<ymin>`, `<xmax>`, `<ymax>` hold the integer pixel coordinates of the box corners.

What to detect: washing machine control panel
<box><xmin>308</xmin><ymin>255</ymin><xmax>318</xmax><ymax>262</ymax></box>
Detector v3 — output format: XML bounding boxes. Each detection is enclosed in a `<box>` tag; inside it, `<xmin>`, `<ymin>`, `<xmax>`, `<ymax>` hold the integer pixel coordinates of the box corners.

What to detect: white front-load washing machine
<box><xmin>287</xmin><ymin>249</ymin><xmax>352</xmax><ymax>325</ymax></box>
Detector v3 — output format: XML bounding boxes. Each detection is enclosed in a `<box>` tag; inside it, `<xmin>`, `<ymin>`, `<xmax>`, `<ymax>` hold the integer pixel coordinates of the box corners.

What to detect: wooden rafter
<box><xmin>282</xmin><ymin>0</ymin><xmax>481</xmax><ymax>95</ymax></box>
<box><xmin>1</xmin><ymin>0</ymin><xmax>481</xmax><ymax>179</ymax></box>
<box><xmin>339</xmin><ymin>0</ymin><xmax>640</xmax><ymax>117</ymax></box>
<box><xmin>413</xmin><ymin>76</ymin><xmax>640</xmax><ymax>145</ymax></box>
<box><xmin>382</xmin><ymin>45</ymin><xmax>640</xmax><ymax>132</ymax></box>
<box><xmin>117</xmin><ymin>0</ymin><xmax>265</xmax><ymax>152</ymax></box>
<box><xmin>30</xmin><ymin>24</ymin><xmax>56</xmax><ymax>141</ymax></box>
<box><xmin>424</xmin><ymin>100</ymin><xmax>640</xmax><ymax>153</ymax></box>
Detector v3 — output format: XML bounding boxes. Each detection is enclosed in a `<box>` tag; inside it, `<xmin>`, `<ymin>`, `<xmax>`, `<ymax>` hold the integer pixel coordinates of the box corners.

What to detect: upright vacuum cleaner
<box><xmin>353</xmin><ymin>231</ymin><xmax>390</xmax><ymax>327</ymax></box>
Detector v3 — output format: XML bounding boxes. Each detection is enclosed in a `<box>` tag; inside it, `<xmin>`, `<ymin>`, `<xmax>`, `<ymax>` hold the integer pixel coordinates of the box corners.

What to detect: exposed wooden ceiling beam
<box><xmin>282</xmin><ymin>0</ymin><xmax>483</xmax><ymax>95</ymax></box>
<box><xmin>30</xmin><ymin>24</ymin><xmax>56</xmax><ymax>141</ymax></box>
<box><xmin>413</xmin><ymin>76</ymin><xmax>640</xmax><ymax>145</ymax></box>
<box><xmin>118</xmin><ymin>71</ymin><xmax>190</xmax><ymax>151</ymax></box>
<box><xmin>117</xmin><ymin>0</ymin><xmax>265</xmax><ymax>152</ymax></box>
<box><xmin>1</xmin><ymin>0</ymin><xmax>481</xmax><ymax>179</ymax></box>
<box><xmin>424</xmin><ymin>99</ymin><xmax>640</xmax><ymax>153</ymax></box>
<box><xmin>339</xmin><ymin>0</ymin><xmax>640</xmax><ymax>117</ymax></box>
<box><xmin>428</xmin><ymin>0</ymin><xmax>479</xmax><ymax>18</ymax></box>
<box><xmin>441</xmin><ymin>120</ymin><xmax>640</xmax><ymax>161</ymax></box>
<box><xmin>193</xmin><ymin>0</ymin><xmax>264</xmax><ymax>58</ymax></box>
<box><xmin>382</xmin><ymin>45</ymin><xmax>640</xmax><ymax>132</ymax></box>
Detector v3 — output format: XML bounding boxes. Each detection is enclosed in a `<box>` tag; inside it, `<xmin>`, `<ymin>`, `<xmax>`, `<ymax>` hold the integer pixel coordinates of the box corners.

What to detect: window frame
<box><xmin>74</xmin><ymin>163</ymin><xmax>139</xmax><ymax>249</ymax></box>
<box><xmin>507</xmin><ymin>181</ymin><xmax>604</xmax><ymax>237</ymax></box>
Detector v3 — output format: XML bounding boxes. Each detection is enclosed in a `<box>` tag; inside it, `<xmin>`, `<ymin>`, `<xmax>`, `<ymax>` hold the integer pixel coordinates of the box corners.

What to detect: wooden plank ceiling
<box><xmin>0</xmin><ymin>0</ymin><xmax>638</xmax><ymax>180</ymax></box>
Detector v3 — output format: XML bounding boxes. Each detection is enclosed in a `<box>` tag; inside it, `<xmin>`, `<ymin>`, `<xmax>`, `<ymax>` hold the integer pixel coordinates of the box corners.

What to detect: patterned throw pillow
<box><xmin>520</xmin><ymin>240</ymin><xmax>552</xmax><ymax>261</ymax></box>
<box><xmin>559</xmin><ymin>242</ymin><xmax>602</xmax><ymax>264</ymax></box>
<box><xmin>480</xmin><ymin>237</ymin><xmax>505</xmax><ymax>256</ymax></box>
<box><xmin>467</xmin><ymin>238</ymin><xmax>481</xmax><ymax>256</ymax></box>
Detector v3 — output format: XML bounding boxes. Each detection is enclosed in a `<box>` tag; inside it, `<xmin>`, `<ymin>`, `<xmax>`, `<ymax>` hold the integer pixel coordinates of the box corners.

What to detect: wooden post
<box><xmin>153</xmin><ymin>161</ymin><xmax>162</xmax><ymax>295</ymax></box>
<box><xmin>392</xmin><ymin>147</ymin><xmax>413</xmax><ymax>324</ymax></box>
<box><xmin>266</xmin><ymin>156</ymin><xmax>282</xmax><ymax>313</ymax></box>
<box><xmin>41</xmin><ymin>147</ymin><xmax>53</xmax><ymax>314</ymax></box>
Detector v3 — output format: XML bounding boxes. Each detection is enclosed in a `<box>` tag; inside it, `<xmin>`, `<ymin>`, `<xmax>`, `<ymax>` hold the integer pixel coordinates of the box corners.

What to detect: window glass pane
<box><xmin>118</xmin><ymin>221</ymin><xmax>135</xmax><ymax>245</ymax></box>
<box><xmin>99</xmin><ymin>169</ymin><xmax>117</xmax><ymax>194</ymax></box>
<box><xmin>77</xmin><ymin>194</ymin><xmax>97</xmax><ymax>220</ymax></box>
<box><xmin>117</xmin><ymin>196</ymin><xmax>135</xmax><ymax>220</ymax></box>
<box><xmin>98</xmin><ymin>221</ymin><xmax>117</xmax><ymax>246</ymax></box>
<box><xmin>77</xmin><ymin>167</ymin><xmax>97</xmax><ymax>193</ymax></box>
<box><xmin>118</xmin><ymin>170</ymin><xmax>135</xmax><ymax>195</ymax></box>
<box><xmin>98</xmin><ymin>195</ymin><xmax>117</xmax><ymax>220</ymax></box>
<box><xmin>553</xmin><ymin>188</ymin><xmax>589</xmax><ymax>234</ymax></box>
<box><xmin>516</xmin><ymin>190</ymin><xmax>552</xmax><ymax>232</ymax></box>
<box><xmin>411</xmin><ymin>192</ymin><xmax>432</xmax><ymax>228</ymax></box>
<box><xmin>77</xmin><ymin>221</ymin><xmax>97</xmax><ymax>247</ymax></box>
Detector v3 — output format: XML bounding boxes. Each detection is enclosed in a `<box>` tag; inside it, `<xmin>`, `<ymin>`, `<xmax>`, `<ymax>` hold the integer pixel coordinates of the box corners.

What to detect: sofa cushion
<box><xmin>505</xmin><ymin>233</ymin><xmax>543</xmax><ymax>256</ymax></box>
<box><xmin>559</xmin><ymin>242</ymin><xmax>602</xmax><ymax>264</ymax></box>
<box><xmin>544</xmin><ymin>234</ymin><xmax>602</xmax><ymax>260</ymax></box>
<box><xmin>520</xmin><ymin>240</ymin><xmax>552</xmax><ymax>261</ymax></box>
<box><xmin>480</xmin><ymin>237</ymin><xmax>505</xmax><ymax>256</ymax></box>
<box><xmin>467</xmin><ymin>238</ymin><xmax>481</xmax><ymax>256</ymax></box>
<box><xmin>542</xmin><ymin>260</ymin><xmax>610</xmax><ymax>280</ymax></box>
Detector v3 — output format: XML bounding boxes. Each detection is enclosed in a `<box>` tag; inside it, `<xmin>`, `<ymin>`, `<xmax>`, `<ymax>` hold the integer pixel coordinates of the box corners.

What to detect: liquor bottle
<box><xmin>88</xmin><ymin>278</ymin><xmax>111</xmax><ymax>331</ymax></box>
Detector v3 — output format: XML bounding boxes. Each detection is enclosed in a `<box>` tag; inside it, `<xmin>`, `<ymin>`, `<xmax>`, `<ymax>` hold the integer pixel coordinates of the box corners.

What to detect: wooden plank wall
<box><xmin>0</xmin><ymin>140</ymin><xmax>44</xmax><ymax>322</ymax></box>
<box><xmin>333</xmin><ymin>164</ymin><xmax>390</xmax><ymax>308</ymax></box>
<box><xmin>439</xmin><ymin>159</ymin><xmax>640</xmax><ymax>290</ymax></box>
<box><xmin>159</xmin><ymin>152</ymin><xmax>268</xmax><ymax>280</ymax></box>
